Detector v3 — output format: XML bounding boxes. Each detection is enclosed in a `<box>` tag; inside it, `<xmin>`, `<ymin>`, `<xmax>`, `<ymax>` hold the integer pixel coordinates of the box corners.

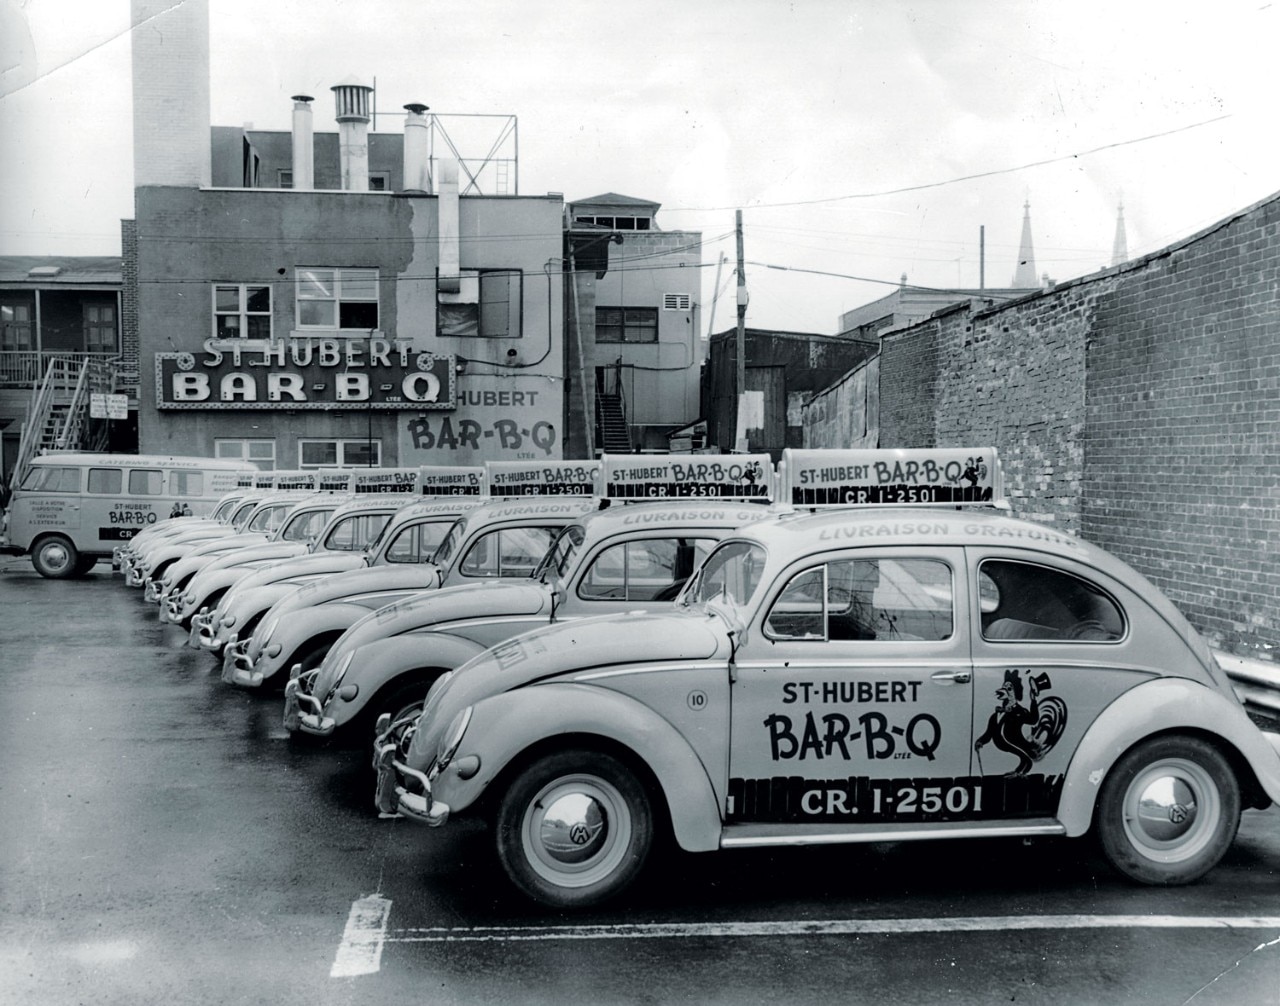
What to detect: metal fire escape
<box><xmin>11</xmin><ymin>356</ymin><xmax>119</xmax><ymax>485</ymax></box>
<box><xmin>595</xmin><ymin>361</ymin><xmax>633</xmax><ymax>454</ymax></box>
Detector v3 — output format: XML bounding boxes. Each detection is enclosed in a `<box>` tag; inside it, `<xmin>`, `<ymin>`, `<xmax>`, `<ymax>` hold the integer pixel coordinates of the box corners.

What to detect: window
<box><xmin>979</xmin><ymin>561</ymin><xmax>1125</xmax><ymax>642</ymax></box>
<box><xmin>215</xmin><ymin>439</ymin><xmax>276</xmax><ymax>470</ymax></box>
<box><xmin>597</xmin><ymin>307</ymin><xmax>657</xmax><ymax>343</ymax></box>
<box><xmin>87</xmin><ymin>468</ymin><xmax>122</xmax><ymax>494</ymax></box>
<box><xmin>214</xmin><ymin>284</ymin><xmax>271</xmax><ymax>340</ymax></box>
<box><xmin>384</xmin><ymin>521</ymin><xmax>454</xmax><ymax>564</ymax></box>
<box><xmin>20</xmin><ymin>466</ymin><xmax>80</xmax><ymax>492</ymax></box>
<box><xmin>296</xmin><ymin>268</ymin><xmax>379</xmax><ymax>332</ymax></box>
<box><xmin>459</xmin><ymin>526</ymin><xmax>558</xmax><ymax>578</ymax></box>
<box><xmin>573</xmin><ymin>215</ymin><xmax>652</xmax><ymax>231</ymax></box>
<box><xmin>248</xmin><ymin>503</ymin><xmax>290</xmax><ymax>534</ymax></box>
<box><xmin>437</xmin><ymin>269</ymin><xmax>523</xmax><ymax>339</ymax></box>
<box><xmin>690</xmin><ymin>541</ymin><xmax>766</xmax><ymax>609</ymax></box>
<box><xmin>766</xmin><ymin>559</ymin><xmax>953</xmax><ymax>642</ymax></box>
<box><xmin>299</xmin><ymin>439</ymin><xmax>381</xmax><ymax>469</ymax></box>
<box><xmin>168</xmin><ymin>471</ymin><xmax>205</xmax><ymax>497</ymax></box>
<box><xmin>578</xmin><ymin>537</ymin><xmax>714</xmax><ymax>601</ymax></box>
<box><xmin>281</xmin><ymin>507</ymin><xmax>334</xmax><ymax>543</ymax></box>
<box><xmin>128</xmin><ymin>470</ymin><xmax>163</xmax><ymax>495</ymax></box>
<box><xmin>323</xmin><ymin>513</ymin><xmax>392</xmax><ymax>552</ymax></box>
<box><xmin>84</xmin><ymin>302</ymin><xmax>118</xmax><ymax>353</ymax></box>
<box><xmin>1</xmin><ymin>301</ymin><xmax>33</xmax><ymax>351</ymax></box>
<box><xmin>368</xmin><ymin>173</ymin><xmax>389</xmax><ymax>191</ymax></box>
<box><xmin>278</xmin><ymin>169</ymin><xmax>293</xmax><ymax>189</ymax></box>
<box><xmin>662</xmin><ymin>293</ymin><xmax>691</xmax><ymax>311</ymax></box>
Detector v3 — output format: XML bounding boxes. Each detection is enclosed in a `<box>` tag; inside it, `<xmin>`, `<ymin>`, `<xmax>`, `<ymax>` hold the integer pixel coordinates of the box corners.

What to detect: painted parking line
<box><xmin>386</xmin><ymin>915</ymin><xmax>1280</xmax><ymax>944</ymax></box>
<box><xmin>331</xmin><ymin>895</ymin><xmax>392</xmax><ymax>977</ymax></box>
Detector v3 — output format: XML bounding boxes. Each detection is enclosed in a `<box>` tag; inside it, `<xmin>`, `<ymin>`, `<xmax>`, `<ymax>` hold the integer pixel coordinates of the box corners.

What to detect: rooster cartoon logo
<box><xmin>975</xmin><ymin>669</ymin><xmax>1068</xmax><ymax>777</ymax></box>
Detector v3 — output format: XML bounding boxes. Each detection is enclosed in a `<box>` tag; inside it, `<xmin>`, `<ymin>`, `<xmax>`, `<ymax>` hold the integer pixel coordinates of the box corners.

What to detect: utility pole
<box><xmin>734</xmin><ymin>210</ymin><xmax>747</xmax><ymax>446</ymax></box>
<box><xmin>979</xmin><ymin>225</ymin><xmax>985</xmax><ymax>291</ymax></box>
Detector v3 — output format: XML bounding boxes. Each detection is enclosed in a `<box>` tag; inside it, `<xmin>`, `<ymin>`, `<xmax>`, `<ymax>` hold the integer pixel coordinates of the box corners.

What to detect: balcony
<box><xmin>0</xmin><ymin>351</ymin><xmax>127</xmax><ymax>390</ymax></box>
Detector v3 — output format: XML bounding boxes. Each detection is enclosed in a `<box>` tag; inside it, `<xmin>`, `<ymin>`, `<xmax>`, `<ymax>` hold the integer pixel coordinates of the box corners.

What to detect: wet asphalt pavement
<box><xmin>1</xmin><ymin>556</ymin><xmax>1279</xmax><ymax>1006</ymax></box>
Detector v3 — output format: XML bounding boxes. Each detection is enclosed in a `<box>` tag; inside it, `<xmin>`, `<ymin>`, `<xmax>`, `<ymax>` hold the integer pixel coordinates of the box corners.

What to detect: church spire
<box><xmin>1012</xmin><ymin>200</ymin><xmax>1038</xmax><ymax>288</ymax></box>
<box><xmin>1111</xmin><ymin>201</ymin><xmax>1129</xmax><ymax>266</ymax></box>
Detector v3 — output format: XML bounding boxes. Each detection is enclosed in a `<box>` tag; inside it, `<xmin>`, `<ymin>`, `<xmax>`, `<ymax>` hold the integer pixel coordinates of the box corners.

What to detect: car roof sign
<box><xmin>419</xmin><ymin>465</ymin><xmax>485</xmax><ymax>496</ymax></box>
<box><xmin>484</xmin><ymin>460</ymin><xmax>603</xmax><ymax>498</ymax></box>
<box><xmin>602</xmin><ymin>453</ymin><xmax>773</xmax><ymax>501</ymax></box>
<box><xmin>779</xmin><ymin>447</ymin><xmax>1006</xmax><ymax>508</ymax></box>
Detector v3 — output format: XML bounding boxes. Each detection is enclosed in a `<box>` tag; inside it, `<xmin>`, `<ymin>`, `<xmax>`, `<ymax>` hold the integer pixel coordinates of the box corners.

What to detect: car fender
<box><xmin>436</xmin><ymin>682</ymin><xmax>722</xmax><ymax>853</ymax></box>
<box><xmin>1057</xmin><ymin>676</ymin><xmax>1280</xmax><ymax>835</ymax></box>
<box><xmin>328</xmin><ymin>632</ymin><xmax>488</xmax><ymax>727</ymax></box>
<box><xmin>264</xmin><ymin>602</ymin><xmax>370</xmax><ymax>669</ymax></box>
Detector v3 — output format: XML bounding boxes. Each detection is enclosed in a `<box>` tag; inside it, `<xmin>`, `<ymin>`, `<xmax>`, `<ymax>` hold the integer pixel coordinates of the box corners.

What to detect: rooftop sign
<box><xmin>419</xmin><ymin>465</ymin><xmax>485</xmax><ymax>496</ymax></box>
<box><xmin>484</xmin><ymin>461</ymin><xmax>603</xmax><ymax>497</ymax></box>
<box><xmin>602</xmin><ymin>454</ymin><xmax>772</xmax><ymax>500</ymax></box>
<box><xmin>779</xmin><ymin>448</ymin><xmax>1003</xmax><ymax>507</ymax></box>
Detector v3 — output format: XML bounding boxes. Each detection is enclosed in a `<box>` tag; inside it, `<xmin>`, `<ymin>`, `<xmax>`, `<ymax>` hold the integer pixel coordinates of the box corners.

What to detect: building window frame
<box><xmin>84</xmin><ymin>301</ymin><xmax>118</xmax><ymax>353</ymax></box>
<box><xmin>1</xmin><ymin>299</ymin><xmax>34</xmax><ymax>352</ymax></box>
<box><xmin>596</xmin><ymin>306</ymin><xmax>658</xmax><ymax>344</ymax></box>
<box><xmin>298</xmin><ymin>438</ymin><xmax>382</xmax><ymax>469</ymax></box>
<box><xmin>213</xmin><ymin>284</ymin><xmax>272</xmax><ymax>340</ymax></box>
<box><xmin>295</xmin><ymin>267</ymin><xmax>380</xmax><ymax>335</ymax></box>
<box><xmin>436</xmin><ymin>268</ymin><xmax>523</xmax><ymax>339</ymax></box>
<box><xmin>572</xmin><ymin>215</ymin><xmax>652</xmax><ymax>231</ymax></box>
<box><xmin>278</xmin><ymin>169</ymin><xmax>294</xmax><ymax>189</ymax></box>
<box><xmin>214</xmin><ymin>438</ymin><xmax>276</xmax><ymax>470</ymax></box>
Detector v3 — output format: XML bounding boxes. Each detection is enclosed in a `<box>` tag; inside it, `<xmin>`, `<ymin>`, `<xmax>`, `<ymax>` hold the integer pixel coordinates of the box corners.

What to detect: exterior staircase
<box><xmin>595</xmin><ymin>391</ymin><xmax>632</xmax><ymax>454</ymax></box>
<box><xmin>12</xmin><ymin>355</ymin><xmax>117</xmax><ymax>486</ymax></box>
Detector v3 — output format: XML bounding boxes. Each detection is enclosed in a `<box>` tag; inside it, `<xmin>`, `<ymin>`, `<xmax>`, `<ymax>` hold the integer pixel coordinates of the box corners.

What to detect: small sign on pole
<box><xmin>90</xmin><ymin>393</ymin><xmax>128</xmax><ymax>420</ymax></box>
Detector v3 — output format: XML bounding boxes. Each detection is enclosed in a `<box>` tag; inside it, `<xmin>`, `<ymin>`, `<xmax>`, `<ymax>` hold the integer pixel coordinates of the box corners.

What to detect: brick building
<box><xmin>805</xmin><ymin>190</ymin><xmax>1280</xmax><ymax>661</ymax></box>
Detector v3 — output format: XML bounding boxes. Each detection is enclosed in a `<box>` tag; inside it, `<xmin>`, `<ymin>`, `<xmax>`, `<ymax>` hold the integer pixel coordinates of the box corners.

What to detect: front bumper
<box><xmin>143</xmin><ymin>578</ymin><xmax>164</xmax><ymax>602</ymax></box>
<box><xmin>282</xmin><ymin>667</ymin><xmax>336</xmax><ymax>736</ymax></box>
<box><xmin>219</xmin><ymin>636</ymin><xmax>262</xmax><ymax>686</ymax></box>
<box><xmin>372</xmin><ymin>719</ymin><xmax>449</xmax><ymax>826</ymax></box>
<box><xmin>189</xmin><ymin>608</ymin><xmax>221</xmax><ymax>651</ymax></box>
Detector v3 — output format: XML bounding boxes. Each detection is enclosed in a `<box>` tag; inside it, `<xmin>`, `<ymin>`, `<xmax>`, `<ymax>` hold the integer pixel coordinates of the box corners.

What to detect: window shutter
<box><xmin>663</xmin><ymin>293</ymin><xmax>691</xmax><ymax>311</ymax></box>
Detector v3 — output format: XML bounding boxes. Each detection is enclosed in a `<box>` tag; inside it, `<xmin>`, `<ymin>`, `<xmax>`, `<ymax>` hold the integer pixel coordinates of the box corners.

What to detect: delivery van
<box><xmin>1</xmin><ymin>453</ymin><xmax>251</xmax><ymax>578</ymax></box>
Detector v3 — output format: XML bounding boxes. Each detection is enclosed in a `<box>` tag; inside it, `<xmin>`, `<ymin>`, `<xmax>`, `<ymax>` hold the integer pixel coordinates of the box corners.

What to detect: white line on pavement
<box><xmin>331</xmin><ymin>895</ymin><xmax>392</xmax><ymax>977</ymax></box>
<box><xmin>387</xmin><ymin>915</ymin><xmax>1280</xmax><ymax>943</ymax></box>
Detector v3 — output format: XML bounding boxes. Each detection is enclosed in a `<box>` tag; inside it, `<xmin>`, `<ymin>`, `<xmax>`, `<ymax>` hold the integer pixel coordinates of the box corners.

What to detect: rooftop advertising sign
<box><xmin>419</xmin><ymin>466</ymin><xmax>485</xmax><ymax>496</ymax></box>
<box><xmin>352</xmin><ymin>468</ymin><xmax>421</xmax><ymax>494</ymax></box>
<box><xmin>484</xmin><ymin>460</ymin><xmax>603</xmax><ymax>497</ymax></box>
<box><xmin>154</xmin><ymin>341</ymin><xmax>456</xmax><ymax>410</ymax></box>
<box><xmin>251</xmin><ymin>470</ymin><xmax>321</xmax><ymax>491</ymax></box>
<box><xmin>602</xmin><ymin>454</ymin><xmax>773</xmax><ymax>500</ymax></box>
<box><xmin>779</xmin><ymin>448</ymin><xmax>1003</xmax><ymax>506</ymax></box>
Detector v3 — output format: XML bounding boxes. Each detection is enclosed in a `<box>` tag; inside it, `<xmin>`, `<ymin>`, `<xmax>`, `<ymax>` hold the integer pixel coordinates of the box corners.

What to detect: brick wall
<box><xmin>119</xmin><ymin>218</ymin><xmax>138</xmax><ymax>385</ymax></box>
<box><xmin>815</xmin><ymin>191</ymin><xmax>1280</xmax><ymax>660</ymax></box>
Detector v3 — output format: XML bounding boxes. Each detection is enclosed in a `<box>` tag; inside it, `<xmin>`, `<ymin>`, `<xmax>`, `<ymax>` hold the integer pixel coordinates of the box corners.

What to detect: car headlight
<box><xmin>220</xmin><ymin>614</ymin><xmax>236</xmax><ymax>628</ymax></box>
<box><xmin>436</xmin><ymin>706</ymin><xmax>473</xmax><ymax>771</ymax></box>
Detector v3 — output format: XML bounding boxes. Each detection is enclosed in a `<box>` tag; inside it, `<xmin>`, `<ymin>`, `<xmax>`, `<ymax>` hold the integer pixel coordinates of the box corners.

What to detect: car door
<box><xmin>728</xmin><ymin>546</ymin><xmax>977</xmax><ymax>826</ymax></box>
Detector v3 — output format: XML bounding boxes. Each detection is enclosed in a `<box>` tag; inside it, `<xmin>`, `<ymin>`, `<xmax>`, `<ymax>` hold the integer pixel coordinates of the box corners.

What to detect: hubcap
<box><xmin>1122</xmin><ymin>758</ymin><xmax>1220</xmax><ymax>863</ymax></box>
<box><xmin>43</xmin><ymin>543</ymin><xmax>70</xmax><ymax>571</ymax></box>
<box><xmin>522</xmin><ymin>775</ymin><xmax>631</xmax><ymax>889</ymax></box>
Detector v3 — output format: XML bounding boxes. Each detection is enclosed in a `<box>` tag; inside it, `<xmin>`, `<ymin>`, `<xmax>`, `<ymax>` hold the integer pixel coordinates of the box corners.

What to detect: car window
<box><xmin>766</xmin><ymin>558</ymin><xmax>953</xmax><ymax>642</ymax></box>
<box><xmin>385</xmin><ymin>522</ymin><xmax>450</xmax><ymax>564</ymax></box>
<box><xmin>87</xmin><ymin>468</ymin><xmax>123</xmax><ymax>494</ymax></box>
<box><xmin>979</xmin><ymin>560</ymin><xmax>1125</xmax><ymax>642</ymax></box>
<box><xmin>248</xmin><ymin>504</ymin><xmax>289</xmax><ymax>533</ymax></box>
<box><xmin>459</xmin><ymin>526</ymin><xmax>557</xmax><ymax>578</ymax></box>
<box><xmin>128</xmin><ymin>470</ymin><xmax>163</xmax><ymax>495</ymax></box>
<box><xmin>578</xmin><ymin>537</ymin><xmax>714</xmax><ymax>601</ymax></box>
<box><xmin>690</xmin><ymin>541</ymin><xmax>766</xmax><ymax>610</ymax></box>
<box><xmin>230</xmin><ymin>501</ymin><xmax>258</xmax><ymax>529</ymax></box>
<box><xmin>536</xmin><ymin>526</ymin><xmax>584</xmax><ymax>581</ymax></box>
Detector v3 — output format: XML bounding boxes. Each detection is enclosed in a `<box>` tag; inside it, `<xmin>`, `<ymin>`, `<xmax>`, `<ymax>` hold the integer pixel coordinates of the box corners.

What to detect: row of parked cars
<box><xmin>109</xmin><ymin>448</ymin><xmax>1280</xmax><ymax>909</ymax></box>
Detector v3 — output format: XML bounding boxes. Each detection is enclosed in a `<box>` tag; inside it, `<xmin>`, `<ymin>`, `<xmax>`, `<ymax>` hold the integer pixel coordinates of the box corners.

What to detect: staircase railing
<box><xmin>9</xmin><ymin>355</ymin><xmax>122</xmax><ymax>486</ymax></box>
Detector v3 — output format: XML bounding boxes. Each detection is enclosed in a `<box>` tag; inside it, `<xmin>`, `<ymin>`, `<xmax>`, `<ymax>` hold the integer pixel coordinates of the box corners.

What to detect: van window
<box><xmin>128</xmin><ymin>470</ymin><xmax>163</xmax><ymax>495</ymax></box>
<box><xmin>169</xmin><ymin>471</ymin><xmax>205</xmax><ymax>497</ymax></box>
<box><xmin>20</xmin><ymin>467</ymin><xmax>80</xmax><ymax>492</ymax></box>
<box><xmin>87</xmin><ymin>468</ymin><xmax>123</xmax><ymax>494</ymax></box>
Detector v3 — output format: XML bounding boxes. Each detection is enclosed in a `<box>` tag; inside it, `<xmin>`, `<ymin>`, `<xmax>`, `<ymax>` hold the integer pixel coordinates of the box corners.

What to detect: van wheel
<box><xmin>1097</xmin><ymin>736</ymin><xmax>1241</xmax><ymax>885</ymax></box>
<box><xmin>32</xmin><ymin>536</ymin><xmax>79</xmax><ymax>579</ymax></box>
<box><xmin>495</xmin><ymin>749</ymin><xmax>653</xmax><ymax>908</ymax></box>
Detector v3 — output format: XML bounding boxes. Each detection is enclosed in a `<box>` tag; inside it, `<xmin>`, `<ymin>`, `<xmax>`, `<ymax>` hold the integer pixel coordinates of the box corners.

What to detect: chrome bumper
<box><xmin>219</xmin><ymin>636</ymin><xmax>262</xmax><ymax>686</ymax></box>
<box><xmin>372</xmin><ymin>717</ymin><xmax>449</xmax><ymax>826</ymax></box>
<box><xmin>143</xmin><ymin>579</ymin><xmax>163</xmax><ymax>603</ymax></box>
<box><xmin>282</xmin><ymin>667</ymin><xmax>335</xmax><ymax>736</ymax></box>
<box><xmin>189</xmin><ymin>608</ymin><xmax>218</xmax><ymax>650</ymax></box>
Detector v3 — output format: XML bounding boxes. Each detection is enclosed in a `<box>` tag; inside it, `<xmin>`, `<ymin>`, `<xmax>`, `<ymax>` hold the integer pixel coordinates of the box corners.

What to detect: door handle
<box><xmin>930</xmin><ymin>669</ymin><xmax>972</xmax><ymax>684</ymax></box>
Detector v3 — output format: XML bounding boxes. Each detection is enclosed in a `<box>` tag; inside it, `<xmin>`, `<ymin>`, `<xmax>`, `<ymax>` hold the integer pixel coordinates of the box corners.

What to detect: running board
<box><xmin>720</xmin><ymin>818</ymin><xmax>1066</xmax><ymax>849</ymax></box>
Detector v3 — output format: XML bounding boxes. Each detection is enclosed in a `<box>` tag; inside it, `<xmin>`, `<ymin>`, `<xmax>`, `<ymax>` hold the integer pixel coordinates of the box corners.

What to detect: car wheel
<box><xmin>32</xmin><ymin>536</ymin><xmax>79</xmax><ymax>579</ymax></box>
<box><xmin>1097</xmin><ymin>736</ymin><xmax>1241</xmax><ymax>885</ymax></box>
<box><xmin>496</xmin><ymin>748</ymin><xmax>653</xmax><ymax>908</ymax></box>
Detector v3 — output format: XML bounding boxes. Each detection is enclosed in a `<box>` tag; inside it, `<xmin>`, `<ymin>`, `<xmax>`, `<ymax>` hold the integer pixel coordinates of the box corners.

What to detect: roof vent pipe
<box><xmin>402</xmin><ymin>103</ymin><xmax>431</xmax><ymax>194</ymax></box>
<box><xmin>330</xmin><ymin>77</ymin><xmax>374</xmax><ymax>191</ymax></box>
<box><xmin>290</xmin><ymin>94</ymin><xmax>314</xmax><ymax>190</ymax></box>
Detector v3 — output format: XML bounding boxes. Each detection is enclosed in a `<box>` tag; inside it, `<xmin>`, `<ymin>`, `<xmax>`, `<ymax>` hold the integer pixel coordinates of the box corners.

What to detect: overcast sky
<box><xmin>2</xmin><ymin>0</ymin><xmax>1277</xmax><ymax>334</ymax></box>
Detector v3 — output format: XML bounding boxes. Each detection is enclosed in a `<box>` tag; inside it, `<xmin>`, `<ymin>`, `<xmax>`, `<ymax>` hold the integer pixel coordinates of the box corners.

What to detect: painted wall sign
<box><xmin>154</xmin><ymin>340</ymin><xmax>456</xmax><ymax>410</ymax></box>
<box><xmin>780</xmin><ymin>447</ymin><xmax>1003</xmax><ymax>506</ymax></box>
<box><xmin>484</xmin><ymin>460</ymin><xmax>603</xmax><ymax>496</ymax></box>
<box><xmin>419</xmin><ymin>466</ymin><xmax>485</xmax><ymax>496</ymax></box>
<box><xmin>602</xmin><ymin>453</ymin><xmax>773</xmax><ymax>500</ymax></box>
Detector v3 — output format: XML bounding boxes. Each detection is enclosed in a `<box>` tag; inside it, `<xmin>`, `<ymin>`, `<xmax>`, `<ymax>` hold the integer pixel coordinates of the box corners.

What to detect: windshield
<box><xmin>280</xmin><ymin>507</ymin><xmax>334</xmax><ymax>542</ymax></box>
<box><xmin>430</xmin><ymin>519</ymin><xmax>465</xmax><ymax>569</ymax></box>
<box><xmin>212</xmin><ymin>498</ymin><xmax>239</xmax><ymax>521</ymax></box>
<box><xmin>230</xmin><ymin>501</ymin><xmax>259</xmax><ymax>530</ymax></box>
<box><xmin>248</xmin><ymin>504</ymin><xmax>289</xmax><ymax>534</ymax></box>
<box><xmin>320</xmin><ymin>512</ymin><xmax>392</xmax><ymax>552</ymax></box>
<box><xmin>535</xmin><ymin>525</ymin><xmax>584</xmax><ymax>581</ymax></box>
<box><xmin>688</xmin><ymin>541</ymin><xmax>767</xmax><ymax>611</ymax></box>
